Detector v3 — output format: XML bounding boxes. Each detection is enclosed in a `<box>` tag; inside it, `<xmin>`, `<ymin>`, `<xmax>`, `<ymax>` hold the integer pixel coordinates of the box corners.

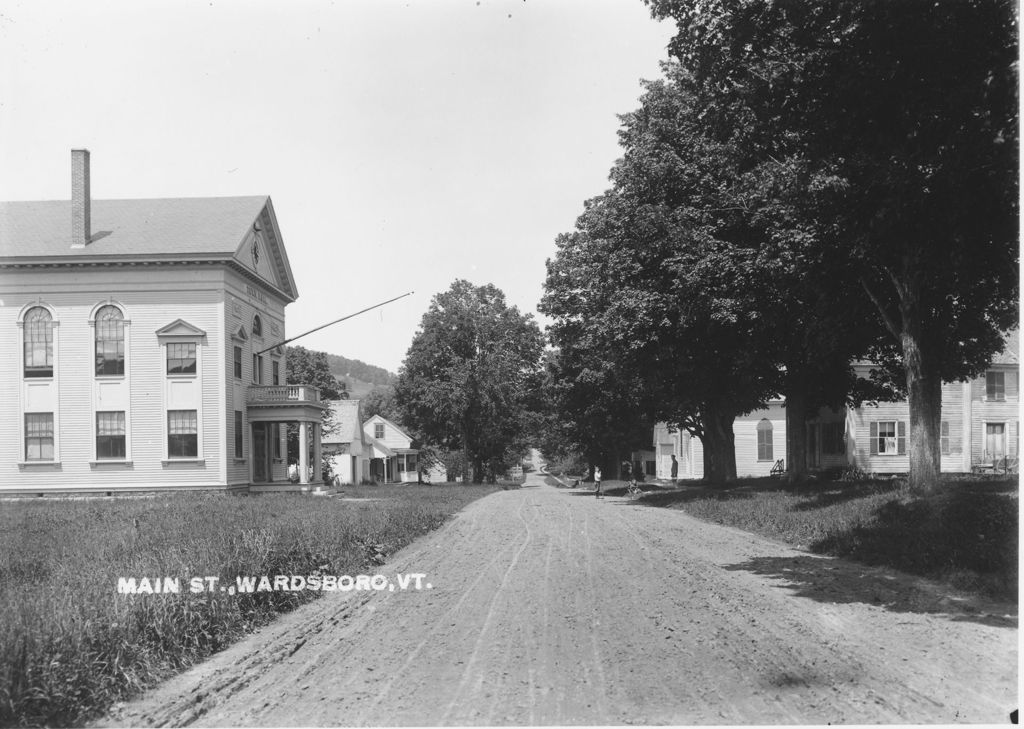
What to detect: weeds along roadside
<box><xmin>0</xmin><ymin>484</ymin><xmax>501</xmax><ymax>728</ymax></box>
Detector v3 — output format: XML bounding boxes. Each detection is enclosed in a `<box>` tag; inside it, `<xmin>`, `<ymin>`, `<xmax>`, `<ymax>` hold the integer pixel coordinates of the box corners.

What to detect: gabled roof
<box><xmin>362</xmin><ymin>414</ymin><xmax>414</xmax><ymax>444</ymax></box>
<box><xmin>991</xmin><ymin>329</ymin><xmax>1019</xmax><ymax>365</ymax></box>
<box><xmin>0</xmin><ymin>195</ymin><xmax>298</xmax><ymax>301</ymax></box>
<box><xmin>323</xmin><ymin>399</ymin><xmax>365</xmax><ymax>446</ymax></box>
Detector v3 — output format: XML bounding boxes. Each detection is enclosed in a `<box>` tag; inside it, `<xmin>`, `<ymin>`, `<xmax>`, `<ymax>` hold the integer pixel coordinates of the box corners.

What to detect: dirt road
<box><xmin>105</xmin><ymin>469</ymin><xmax>1017</xmax><ymax>726</ymax></box>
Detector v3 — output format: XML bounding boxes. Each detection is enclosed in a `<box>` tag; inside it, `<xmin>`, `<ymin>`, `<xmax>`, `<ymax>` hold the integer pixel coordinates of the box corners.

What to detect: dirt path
<box><xmin>104</xmin><ymin>469</ymin><xmax>1017</xmax><ymax>726</ymax></box>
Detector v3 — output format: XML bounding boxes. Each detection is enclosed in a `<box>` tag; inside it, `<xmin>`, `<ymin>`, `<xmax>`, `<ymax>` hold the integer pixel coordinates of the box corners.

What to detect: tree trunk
<box><xmin>902</xmin><ymin>326</ymin><xmax>942</xmax><ymax>493</ymax></box>
<box><xmin>700</xmin><ymin>408</ymin><xmax>737</xmax><ymax>482</ymax></box>
<box><xmin>785</xmin><ymin>386</ymin><xmax>808</xmax><ymax>477</ymax></box>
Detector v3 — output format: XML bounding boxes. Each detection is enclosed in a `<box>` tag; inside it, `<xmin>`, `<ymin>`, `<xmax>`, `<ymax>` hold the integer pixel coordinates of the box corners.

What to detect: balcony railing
<box><xmin>247</xmin><ymin>384</ymin><xmax>321</xmax><ymax>405</ymax></box>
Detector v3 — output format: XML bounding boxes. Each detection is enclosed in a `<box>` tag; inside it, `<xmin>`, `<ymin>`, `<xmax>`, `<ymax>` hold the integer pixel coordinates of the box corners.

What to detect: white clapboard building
<box><xmin>0</xmin><ymin>150</ymin><xmax>325</xmax><ymax>494</ymax></box>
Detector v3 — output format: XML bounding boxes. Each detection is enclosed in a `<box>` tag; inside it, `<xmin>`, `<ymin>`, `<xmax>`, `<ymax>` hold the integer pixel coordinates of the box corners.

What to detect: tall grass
<box><xmin>0</xmin><ymin>484</ymin><xmax>499</xmax><ymax>727</ymax></box>
<box><xmin>646</xmin><ymin>477</ymin><xmax>1018</xmax><ymax>599</ymax></box>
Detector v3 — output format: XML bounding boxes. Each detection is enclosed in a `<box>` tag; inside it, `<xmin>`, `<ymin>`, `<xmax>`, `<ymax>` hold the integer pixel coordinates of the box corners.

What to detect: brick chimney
<box><xmin>71</xmin><ymin>149</ymin><xmax>91</xmax><ymax>248</ymax></box>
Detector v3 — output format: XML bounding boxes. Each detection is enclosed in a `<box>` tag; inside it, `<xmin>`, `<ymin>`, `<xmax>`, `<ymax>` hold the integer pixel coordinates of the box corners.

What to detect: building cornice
<box><xmin>0</xmin><ymin>256</ymin><xmax>295</xmax><ymax>304</ymax></box>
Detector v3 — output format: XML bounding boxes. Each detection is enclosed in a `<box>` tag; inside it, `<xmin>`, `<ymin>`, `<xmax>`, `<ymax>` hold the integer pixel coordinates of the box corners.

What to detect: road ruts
<box><xmin>103</xmin><ymin>469</ymin><xmax>1018</xmax><ymax>726</ymax></box>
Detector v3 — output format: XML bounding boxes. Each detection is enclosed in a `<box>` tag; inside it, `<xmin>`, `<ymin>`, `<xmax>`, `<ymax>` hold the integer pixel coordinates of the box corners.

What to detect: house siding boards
<box><xmin>0</xmin><ymin>267</ymin><xmax>228</xmax><ymax>490</ymax></box>
<box><xmin>734</xmin><ymin>402</ymin><xmax>786</xmax><ymax>477</ymax></box>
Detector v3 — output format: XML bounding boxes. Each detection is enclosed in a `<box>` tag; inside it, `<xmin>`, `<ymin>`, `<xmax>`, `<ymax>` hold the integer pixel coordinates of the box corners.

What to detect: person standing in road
<box><xmin>594</xmin><ymin>465</ymin><xmax>602</xmax><ymax>498</ymax></box>
<box><xmin>671</xmin><ymin>454</ymin><xmax>679</xmax><ymax>483</ymax></box>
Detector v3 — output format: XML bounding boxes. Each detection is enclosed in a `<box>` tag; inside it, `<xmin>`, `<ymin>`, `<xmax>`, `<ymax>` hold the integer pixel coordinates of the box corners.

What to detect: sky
<box><xmin>0</xmin><ymin>0</ymin><xmax>674</xmax><ymax>374</ymax></box>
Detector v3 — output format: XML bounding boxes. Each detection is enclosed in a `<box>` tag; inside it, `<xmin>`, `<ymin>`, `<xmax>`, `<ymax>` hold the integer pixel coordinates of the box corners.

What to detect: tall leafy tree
<box><xmin>647</xmin><ymin>0</ymin><xmax>1019</xmax><ymax>490</ymax></box>
<box><xmin>543</xmin><ymin>64</ymin><xmax>873</xmax><ymax>481</ymax></box>
<box><xmin>286</xmin><ymin>346</ymin><xmax>345</xmax><ymax>401</ymax></box>
<box><xmin>395</xmin><ymin>280</ymin><xmax>544</xmax><ymax>482</ymax></box>
<box><xmin>361</xmin><ymin>386</ymin><xmax>400</xmax><ymax>424</ymax></box>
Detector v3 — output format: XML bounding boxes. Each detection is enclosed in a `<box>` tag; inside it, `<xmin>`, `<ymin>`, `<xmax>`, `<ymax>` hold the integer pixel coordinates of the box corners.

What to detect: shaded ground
<box><xmin>102</xmin><ymin>469</ymin><xmax>1017</xmax><ymax>726</ymax></box>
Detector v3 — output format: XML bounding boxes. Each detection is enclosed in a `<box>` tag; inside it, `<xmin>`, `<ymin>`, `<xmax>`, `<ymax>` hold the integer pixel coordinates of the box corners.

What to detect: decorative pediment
<box><xmin>156</xmin><ymin>319</ymin><xmax>207</xmax><ymax>339</ymax></box>
<box><xmin>232</xmin><ymin>325</ymin><xmax>248</xmax><ymax>341</ymax></box>
<box><xmin>232</xmin><ymin>200</ymin><xmax>298</xmax><ymax>301</ymax></box>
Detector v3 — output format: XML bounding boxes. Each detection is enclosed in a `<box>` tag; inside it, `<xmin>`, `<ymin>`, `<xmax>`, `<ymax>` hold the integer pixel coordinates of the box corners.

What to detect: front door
<box><xmin>253</xmin><ymin>423</ymin><xmax>268</xmax><ymax>482</ymax></box>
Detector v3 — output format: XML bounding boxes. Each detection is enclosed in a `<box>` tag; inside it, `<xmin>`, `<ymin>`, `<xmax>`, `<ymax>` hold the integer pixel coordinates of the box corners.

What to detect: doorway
<box><xmin>252</xmin><ymin>423</ymin><xmax>273</xmax><ymax>482</ymax></box>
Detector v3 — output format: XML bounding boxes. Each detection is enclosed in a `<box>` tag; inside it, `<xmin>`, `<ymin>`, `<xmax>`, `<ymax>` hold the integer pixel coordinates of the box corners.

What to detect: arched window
<box><xmin>756</xmin><ymin>419</ymin><xmax>773</xmax><ymax>461</ymax></box>
<box><xmin>252</xmin><ymin>314</ymin><xmax>263</xmax><ymax>338</ymax></box>
<box><xmin>24</xmin><ymin>307</ymin><xmax>54</xmax><ymax>378</ymax></box>
<box><xmin>95</xmin><ymin>305</ymin><xmax>125</xmax><ymax>376</ymax></box>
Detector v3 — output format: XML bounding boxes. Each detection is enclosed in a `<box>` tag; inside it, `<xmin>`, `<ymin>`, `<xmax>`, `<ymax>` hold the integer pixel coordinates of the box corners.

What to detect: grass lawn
<box><xmin>0</xmin><ymin>483</ymin><xmax>501</xmax><ymax>728</ymax></box>
<box><xmin>641</xmin><ymin>475</ymin><xmax>1018</xmax><ymax>601</ymax></box>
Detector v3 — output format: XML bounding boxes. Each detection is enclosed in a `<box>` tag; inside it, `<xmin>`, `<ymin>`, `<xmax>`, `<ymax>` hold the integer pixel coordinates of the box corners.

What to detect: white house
<box><xmin>362</xmin><ymin>414</ymin><xmax>419</xmax><ymax>483</ymax></box>
<box><xmin>654</xmin><ymin>398</ymin><xmax>786</xmax><ymax>480</ymax></box>
<box><xmin>323</xmin><ymin>399</ymin><xmax>371</xmax><ymax>485</ymax></box>
<box><xmin>0</xmin><ymin>149</ymin><xmax>325</xmax><ymax>494</ymax></box>
<box><xmin>653</xmin><ymin>332</ymin><xmax>1019</xmax><ymax>479</ymax></box>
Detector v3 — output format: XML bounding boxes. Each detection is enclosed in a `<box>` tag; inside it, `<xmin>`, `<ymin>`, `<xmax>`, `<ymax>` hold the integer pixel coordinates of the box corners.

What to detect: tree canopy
<box><xmin>395</xmin><ymin>280</ymin><xmax>544</xmax><ymax>482</ymax></box>
<box><xmin>645</xmin><ymin>0</ymin><xmax>1019</xmax><ymax>489</ymax></box>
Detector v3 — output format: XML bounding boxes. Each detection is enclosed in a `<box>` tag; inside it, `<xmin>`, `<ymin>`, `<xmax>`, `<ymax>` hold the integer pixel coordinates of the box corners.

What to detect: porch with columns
<box><xmin>246</xmin><ymin>384</ymin><xmax>328</xmax><ymax>493</ymax></box>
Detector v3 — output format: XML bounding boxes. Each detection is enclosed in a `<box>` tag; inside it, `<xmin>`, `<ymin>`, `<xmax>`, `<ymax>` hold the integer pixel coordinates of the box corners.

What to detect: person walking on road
<box><xmin>594</xmin><ymin>465</ymin><xmax>602</xmax><ymax>498</ymax></box>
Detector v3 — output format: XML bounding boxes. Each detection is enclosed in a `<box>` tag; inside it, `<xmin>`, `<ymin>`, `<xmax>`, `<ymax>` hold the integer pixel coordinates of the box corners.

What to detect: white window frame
<box><xmin>91</xmin><ymin>302</ymin><xmax>129</xmax><ymax>379</ymax></box>
<box><xmin>24</xmin><ymin>412</ymin><xmax>56</xmax><ymax>462</ymax></box>
<box><xmin>877</xmin><ymin>420</ymin><xmax>898</xmax><ymax>455</ymax></box>
<box><xmin>756</xmin><ymin>419</ymin><xmax>773</xmax><ymax>462</ymax></box>
<box><xmin>95</xmin><ymin>410</ymin><xmax>129</xmax><ymax>461</ymax></box>
<box><xmin>166</xmin><ymin>409</ymin><xmax>202</xmax><ymax>461</ymax></box>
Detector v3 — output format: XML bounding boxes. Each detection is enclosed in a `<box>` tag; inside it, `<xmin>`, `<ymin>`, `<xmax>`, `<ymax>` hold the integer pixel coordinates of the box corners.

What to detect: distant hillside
<box><xmin>324</xmin><ymin>353</ymin><xmax>396</xmax><ymax>400</ymax></box>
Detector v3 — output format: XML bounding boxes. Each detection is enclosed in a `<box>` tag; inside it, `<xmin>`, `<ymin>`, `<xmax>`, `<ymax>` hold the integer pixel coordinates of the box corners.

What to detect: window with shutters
<box><xmin>986</xmin><ymin>371</ymin><xmax>1005</xmax><ymax>401</ymax></box>
<box><xmin>870</xmin><ymin>420</ymin><xmax>906</xmax><ymax>456</ymax></box>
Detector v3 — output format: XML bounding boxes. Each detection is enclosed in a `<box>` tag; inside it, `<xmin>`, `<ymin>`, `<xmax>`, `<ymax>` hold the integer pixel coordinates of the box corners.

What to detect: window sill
<box><xmin>90</xmin><ymin>460</ymin><xmax>133</xmax><ymax>467</ymax></box>
<box><xmin>18</xmin><ymin>461</ymin><xmax>61</xmax><ymax>468</ymax></box>
<box><xmin>167</xmin><ymin>374</ymin><xmax>198</xmax><ymax>379</ymax></box>
<box><xmin>233</xmin><ymin>458</ymin><xmax>247</xmax><ymax>464</ymax></box>
<box><xmin>162</xmin><ymin>458</ymin><xmax>206</xmax><ymax>466</ymax></box>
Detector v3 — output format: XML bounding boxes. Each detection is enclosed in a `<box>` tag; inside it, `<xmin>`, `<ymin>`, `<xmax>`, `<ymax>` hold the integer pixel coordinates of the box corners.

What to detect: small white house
<box><xmin>362</xmin><ymin>414</ymin><xmax>419</xmax><ymax>483</ymax></box>
<box><xmin>322</xmin><ymin>399</ymin><xmax>370</xmax><ymax>484</ymax></box>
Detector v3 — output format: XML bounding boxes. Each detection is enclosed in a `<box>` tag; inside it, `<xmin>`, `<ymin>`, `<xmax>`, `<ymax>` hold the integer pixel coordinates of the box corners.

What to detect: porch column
<box><xmin>299</xmin><ymin>420</ymin><xmax>310</xmax><ymax>485</ymax></box>
<box><xmin>312</xmin><ymin>422</ymin><xmax>322</xmax><ymax>484</ymax></box>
